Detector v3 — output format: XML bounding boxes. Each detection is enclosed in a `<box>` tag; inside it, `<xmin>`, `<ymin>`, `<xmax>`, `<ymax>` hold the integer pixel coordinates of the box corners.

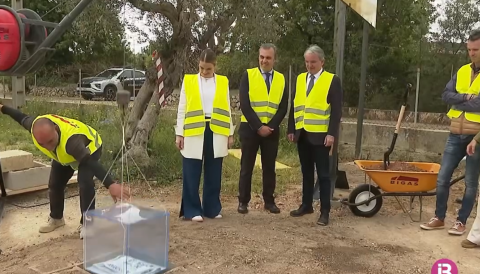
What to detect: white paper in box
<box><xmin>83</xmin><ymin>203</ymin><xmax>170</xmax><ymax>274</ymax></box>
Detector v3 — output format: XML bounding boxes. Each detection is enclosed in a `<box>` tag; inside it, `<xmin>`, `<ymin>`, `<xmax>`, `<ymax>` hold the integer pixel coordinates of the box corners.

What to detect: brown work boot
<box><xmin>39</xmin><ymin>217</ymin><xmax>65</xmax><ymax>233</ymax></box>
<box><xmin>420</xmin><ymin>216</ymin><xmax>445</xmax><ymax>230</ymax></box>
<box><xmin>448</xmin><ymin>220</ymin><xmax>466</xmax><ymax>235</ymax></box>
<box><xmin>461</xmin><ymin>239</ymin><xmax>479</xmax><ymax>248</ymax></box>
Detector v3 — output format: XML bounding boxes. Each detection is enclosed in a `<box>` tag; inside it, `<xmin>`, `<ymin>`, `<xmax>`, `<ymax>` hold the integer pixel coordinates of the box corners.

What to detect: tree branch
<box><xmin>198</xmin><ymin>4</ymin><xmax>238</xmax><ymax>49</ymax></box>
<box><xmin>127</xmin><ymin>0</ymin><xmax>178</xmax><ymax>25</ymax></box>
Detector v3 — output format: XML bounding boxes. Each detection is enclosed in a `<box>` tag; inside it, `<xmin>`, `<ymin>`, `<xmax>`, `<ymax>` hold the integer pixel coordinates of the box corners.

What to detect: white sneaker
<box><xmin>215</xmin><ymin>214</ymin><xmax>222</xmax><ymax>219</ymax></box>
<box><xmin>39</xmin><ymin>217</ymin><xmax>65</xmax><ymax>233</ymax></box>
<box><xmin>78</xmin><ymin>225</ymin><xmax>85</xmax><ymax>239</ymax></box>
<box><xmin>79</xmin><ymin>224</ymin><xmax>94</xmax><ymax>239</ymax></box>
<box><xmin>192</xmin><ymin>216</ymin><xmax>204</xmax><ymax>222</ymax></box>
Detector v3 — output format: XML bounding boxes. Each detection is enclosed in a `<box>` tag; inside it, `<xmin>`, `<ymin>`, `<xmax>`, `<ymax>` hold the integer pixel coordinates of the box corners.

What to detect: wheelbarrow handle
<box><xmin>395</xmin><ymin>83</ymin><xmax>413</xmax><ymax>134</ymax></box>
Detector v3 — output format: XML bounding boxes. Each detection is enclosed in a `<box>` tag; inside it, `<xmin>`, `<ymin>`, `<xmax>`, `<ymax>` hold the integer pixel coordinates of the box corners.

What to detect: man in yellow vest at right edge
<box><xmin>420</xmin><ymin>29</ymin><xmax>480</xmax><ymax>237</ymax></box>
<box><xmin>237</xmin><ymin>43</ymin><xmax>288</xmax><ymax>214</ymax></box>
<box><xmin>287</xmin><ymin>45</ymin><xmax>343</xmax><ymax>226</ymax></box>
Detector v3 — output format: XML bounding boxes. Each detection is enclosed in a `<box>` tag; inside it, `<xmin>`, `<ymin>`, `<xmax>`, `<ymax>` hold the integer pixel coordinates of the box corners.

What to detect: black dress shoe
<box><xmin>238</xmin><ymin>203</ymin><xmax>248</xmax><ymax>214</ymax></box>
<box><xmin>264</xmin><ymin>203</ymin><xmax>280</xmax><ymax>214</ymax></box>
<box><xmin>290</xmin><ymin>204</ymin><xmax>314</xmax><ymax>217</ymax></box>
<box><xmin>317</xmin><ymin>213</ymin><xmax>329</xmax><ymax>226</ymax></box>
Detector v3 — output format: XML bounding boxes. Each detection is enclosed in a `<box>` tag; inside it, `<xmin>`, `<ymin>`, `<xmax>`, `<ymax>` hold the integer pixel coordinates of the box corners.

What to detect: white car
<box><xmin>76</xmin><ymin>68</ymin><xmax>145</xmax><ymax>100</ymax></box>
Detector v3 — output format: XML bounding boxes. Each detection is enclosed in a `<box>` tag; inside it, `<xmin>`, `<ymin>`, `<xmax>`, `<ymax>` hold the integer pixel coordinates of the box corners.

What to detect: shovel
<box><xmin>383</xmin><ymin>83</ymin><xmax>413</xmax><ymax>169</ymax></box>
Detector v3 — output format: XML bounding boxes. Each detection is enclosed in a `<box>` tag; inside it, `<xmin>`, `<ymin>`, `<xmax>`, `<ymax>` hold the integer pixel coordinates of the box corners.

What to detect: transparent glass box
<box><xmin>83</xmin><ymin>203</ymin><xmax>170</xmax><ymax>274</ymax></box>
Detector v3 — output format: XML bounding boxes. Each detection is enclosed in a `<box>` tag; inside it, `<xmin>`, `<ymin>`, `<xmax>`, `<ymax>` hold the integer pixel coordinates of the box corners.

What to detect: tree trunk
<box><xmin>124</xmin><ymin>65</ymin><xmax>158</xmax><ymax>142</ymax></box>
<box><xmin>124</xmin><ymin>53</ymin><xmax>182</xmax><ymax>166</ymax></box>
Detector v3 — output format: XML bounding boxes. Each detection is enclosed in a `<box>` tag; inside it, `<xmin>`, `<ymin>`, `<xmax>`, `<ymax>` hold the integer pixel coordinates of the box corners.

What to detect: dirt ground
<box><xmin>1</xmin><ymin>162</ymin><xmax>479</xmax><ymax>274</ymax></box>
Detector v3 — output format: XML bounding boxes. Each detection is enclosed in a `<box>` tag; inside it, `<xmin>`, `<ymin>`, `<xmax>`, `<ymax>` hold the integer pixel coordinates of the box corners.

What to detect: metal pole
<box><xmin>133</xmin><ymin>39</ymin><xmax>136</xmax><ymax>99</ymax></box>
<box><xmin>35</xmin><ymin>0</ymin><xmax>94</xmax><ymax>50</ymax></box>
<box><xmin>330</xmin><ymin>0</ymin><xmax>346</xmax><ymax>200</ymax></box>
<box><xmin>355</xmin><ymin>21</ymin><xmax>369</xmax><ymax>159</ymax></box>
<box><xmin>414</xmin><ymin>67</ymin><xmax>420</xmax><ymax>124</ymax></box>
<box><xmin>11</xmin><ymin>0</ymin><xmax>25</xmax><ymax>109</ymax></box>
<box><xmin>289</xmin><ymin>65</ymin><xmax>292</xmax><ymax>102</ymax></box>
<box><xmin>78</xmin><ymin>68</ymin><xmax>82</xmax><ymax>104</ymax></box>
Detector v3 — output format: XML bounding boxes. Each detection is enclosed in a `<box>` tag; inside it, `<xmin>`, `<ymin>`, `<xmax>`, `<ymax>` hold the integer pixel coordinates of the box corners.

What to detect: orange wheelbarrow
<box><xmin>340</xmin><ymin>160</ymin><xmax>465</xmax><ymax>221</ymax></box>
<box><xmin>340</xmin><ymin>84</ymin><xmax>465</xmax><ymax>221</ymax></box>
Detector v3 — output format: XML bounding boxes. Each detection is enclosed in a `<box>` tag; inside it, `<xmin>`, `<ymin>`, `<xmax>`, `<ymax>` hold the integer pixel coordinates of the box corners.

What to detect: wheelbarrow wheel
<box><xmin>348</xmin><ymin>184</ymin><xmax>383</xmax><ymax>218</ymax></box>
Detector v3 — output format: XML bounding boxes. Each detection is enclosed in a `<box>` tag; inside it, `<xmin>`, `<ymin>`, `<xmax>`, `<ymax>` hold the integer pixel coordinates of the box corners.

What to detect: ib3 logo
<box><xmin>431</xmin><ymin>259</ymin><xmax>458</xmax><ymax>274</ymax></box>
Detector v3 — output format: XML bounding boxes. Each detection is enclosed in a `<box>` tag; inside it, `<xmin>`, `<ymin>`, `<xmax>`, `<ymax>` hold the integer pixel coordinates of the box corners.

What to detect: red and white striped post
<box><xmin>152</xmin><ymin>50</ymin><xmax>166</xmax><ymax>106</ymax></box>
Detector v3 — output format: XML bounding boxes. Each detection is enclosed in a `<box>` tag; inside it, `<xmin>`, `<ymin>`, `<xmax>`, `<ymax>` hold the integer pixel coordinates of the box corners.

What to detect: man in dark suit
<box><xmin>237</xmin><ymin>43</ymin><xmax>289</xmax><ymax>214</ymax></box>
<box><xmin>287</xmin><ymin>45</ymin><xmax>343</xmax><ymax>225</ymax></box>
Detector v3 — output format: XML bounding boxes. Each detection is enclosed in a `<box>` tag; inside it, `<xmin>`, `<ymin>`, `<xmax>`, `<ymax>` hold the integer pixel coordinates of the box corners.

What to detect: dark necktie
<box><xmin>306</xmin><ymin>74</ymin><xmax>315</xmax><ymax>96</ymax></box>
<box><xmin>264</xmin><ymin>72</ymin><xmax>271</xmax><ymax>92</ymax></box>
<box><xmin>474</xmin><ymin>66</ymin><xmax>480</xmax><ymax>74</ymax></box>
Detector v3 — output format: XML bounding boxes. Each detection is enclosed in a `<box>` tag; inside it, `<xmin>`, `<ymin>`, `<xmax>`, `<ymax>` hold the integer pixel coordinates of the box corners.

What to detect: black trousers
<box><xmin>238</xmin><ymin>130</ymin><xmax>279</xmax><ymax>205</ymax></box>
<box><xmin>297</xmin><ymin>134</ymin><xmax>331</xmax><ymax>213</ymax></box>
<box><xmin>49</xmin><ymin>147</ymin><xmax>102</xmax><ymax>224</ymax></box>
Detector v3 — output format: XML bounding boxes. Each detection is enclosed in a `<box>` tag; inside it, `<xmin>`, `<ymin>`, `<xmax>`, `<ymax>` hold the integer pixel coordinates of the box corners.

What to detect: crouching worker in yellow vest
<box><xmin>0</xmin><ymin>102</ymin><xmax>130</xmax><ymax>239</ymax></box>
<box><xmin>175</xmin><ymin>48</ymin><xmax>235</xmax><ymax>222</ymax></box>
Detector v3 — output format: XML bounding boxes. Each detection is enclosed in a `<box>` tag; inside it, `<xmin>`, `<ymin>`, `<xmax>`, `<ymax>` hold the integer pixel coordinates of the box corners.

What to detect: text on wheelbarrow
<box><xmin>390</xmin><ymin>176</ymin><xmax>419</xmax><ymax>186</ymax></box>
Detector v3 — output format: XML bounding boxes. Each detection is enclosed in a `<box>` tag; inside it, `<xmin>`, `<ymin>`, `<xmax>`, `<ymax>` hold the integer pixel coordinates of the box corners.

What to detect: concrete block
<box><xmin>0</xmin><ymin>150</ymin><xmax>34</xmax><ymax>172</ymax></box>
<box><xmin>3</xmin><ymin>161</ymin><xmax>51</xmax><ymax>191</ymax></box>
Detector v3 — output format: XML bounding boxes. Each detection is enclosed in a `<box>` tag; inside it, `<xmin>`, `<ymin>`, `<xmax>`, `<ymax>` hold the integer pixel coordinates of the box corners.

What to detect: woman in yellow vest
<box><xmin>175</xmin><ymin>48</ymin><xmax>235</xmax><ymax>222</ymax></box>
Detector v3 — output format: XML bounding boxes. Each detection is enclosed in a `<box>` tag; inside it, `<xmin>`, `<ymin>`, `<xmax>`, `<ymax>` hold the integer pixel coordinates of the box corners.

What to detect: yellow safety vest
<box><xmin>293</xmin><ymin>71</ymin><xmax>334</xmax><ymax>132</ymax></box>
<box><xmin>446</xmin><ymin>63</ymin><xmax>480</xmax><ymax>122</ymax></box>
<box><xmin>240</xmin><ymin>68</ymin><xmax>285</xmax><ymax>123</ymax></box>
<box><xmin>32</xmin><ymin>114</ymin><xmax>102</xmax><ymax>170</ymax></box>
<box><xmin>183</xmin><ymin>74</ymin><xmax>231</xmax><ymax>137</ymax></box>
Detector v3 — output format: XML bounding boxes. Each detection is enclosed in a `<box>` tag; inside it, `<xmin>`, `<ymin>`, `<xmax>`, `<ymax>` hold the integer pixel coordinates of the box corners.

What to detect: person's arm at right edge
<box><xmin>239</xmin><ymin>71</ymin><xmax>263</xmax><ymax>131</ymax></box>
<box><xmin>0</xmin><ymin>103</ymin><xmax>36</xmax><ymax>132</ymax></box>
<box><xmin>326</xmin><ymin>76</ymin><xmax>343</xmax><ymax>137</ymax></box>
<box><xmin>442</xmin><ymin>72</ymin><xmax>470</xmax><ymax>105</ymax></box>
<box><xmin>475</xmin><ymin>131</ymin><xmax>480</xmax><ymax>144</ymax></box>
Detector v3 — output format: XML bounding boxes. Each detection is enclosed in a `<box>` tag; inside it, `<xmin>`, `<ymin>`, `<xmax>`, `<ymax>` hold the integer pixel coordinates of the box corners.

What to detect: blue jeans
<box><xmin>435</xmin><ymin>133</ymin><xmax>480</xmax><ymax>224</ymax></box>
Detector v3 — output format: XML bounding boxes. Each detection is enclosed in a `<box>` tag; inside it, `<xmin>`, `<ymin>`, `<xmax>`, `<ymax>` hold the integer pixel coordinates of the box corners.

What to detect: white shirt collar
<box><xmin>308</xmin><ymin>68</ymin><xmax>323</xmax><ymax>79</ymax></box>
<box><xmin>260</xmin><ymin>68</ymin><xmax>273</xmax><ymax>74</ymax></box>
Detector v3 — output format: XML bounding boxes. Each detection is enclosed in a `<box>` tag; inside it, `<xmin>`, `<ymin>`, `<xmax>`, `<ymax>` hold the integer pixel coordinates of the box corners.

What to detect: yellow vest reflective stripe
<box><xmin>294</xmin><ymin>71</ymin><xmax>333</xmax><ymax>132</ymax></box>
<box><xmin>32</xmin><ymin>114</ymin><xmax>102</xmax><ymax>170</ymax></box>
<box><xmin>446</xmin><ymin>63</ymin><xmax>480</xmax><ymax>123</ymax></box>
<box><xmin>240</xmin><ymin>68</ymin><xmax>285</xmax><ymax>123</ymax></box>
<box><xmin>183</xmin><ymin>74</ymin><xmax>231</xmax><ymax>137</ymax></box>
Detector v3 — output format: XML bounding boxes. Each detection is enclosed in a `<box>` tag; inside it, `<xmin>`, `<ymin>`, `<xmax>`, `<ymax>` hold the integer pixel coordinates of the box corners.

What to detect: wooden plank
<box><xmin>5</xmin><ymin>175</ymin><xmax>78</xmax><ymax>196</ymax></box>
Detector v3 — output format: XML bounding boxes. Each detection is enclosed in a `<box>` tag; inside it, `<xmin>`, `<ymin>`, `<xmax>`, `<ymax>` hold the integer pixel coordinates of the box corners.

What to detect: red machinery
<box><xmin>0</xmin><ymin>0</ymin><xmax>94</xmax><ymax>76</ymax></box>
<box><xmin>0</xmin><ymin>6</ymin><xmax>47</xmax><ymax>73</ymax></box>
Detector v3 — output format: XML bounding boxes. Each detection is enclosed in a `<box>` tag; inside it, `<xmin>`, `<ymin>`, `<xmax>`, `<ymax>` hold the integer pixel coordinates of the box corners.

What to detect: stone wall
<box><xmin>1</xmin><ymin>85</ymin><xmax>77</xmax><ymax>97</ymax></box>
<box><xmin>30</xmin><ymin>85</ymin><xmax>78</xmax><ymax>97</ymax></box>
<box><xmin>1</xmin><ymin>85</ymin><xmax>450</xmax><ymax>124</ymax></box>
<box><xmin>341</xmin><ymin>107</ymin><xmax>450</xmax><ymax>125</ymax></box>
<box><xmin>339</xmin><ymin>121</ymin><xmax>449</xmax><ymax>163</ymax></box>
